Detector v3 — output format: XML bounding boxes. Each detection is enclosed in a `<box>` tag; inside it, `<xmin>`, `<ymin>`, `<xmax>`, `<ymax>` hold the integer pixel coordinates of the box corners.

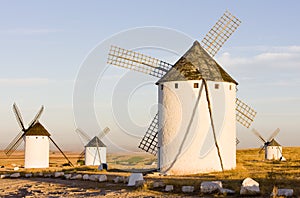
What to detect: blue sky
<box><xmin>1</xmin><ymin>1</ymin><xmax>300</xmax><ymax>152</ymax></box>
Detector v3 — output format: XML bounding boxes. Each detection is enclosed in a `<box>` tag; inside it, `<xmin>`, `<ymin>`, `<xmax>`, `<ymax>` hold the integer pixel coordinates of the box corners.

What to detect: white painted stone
<box><xmin>64</xmin><ymin>174</ymin><xmax>72</xmax><ymax>180</ymax></box>
<box><xmin>54</xmin><ymin>172</ymin><xmax>64</xmax><ymax>178</ymax></box>
<box><xmin>13</xmin><ymin>167</ymin><xmax>19</xmax><ymax>171</ymax></box>
<box><xmin>128</xmin><ymin>173</ymin><xmax>143</xmax><ymax>186</ymax></box>
<box><xmin>44</xmin><ymin>173</ymin><xmax>52</xmax><ymax>178</ymax></box>
<box><xmin>182</xmin><ymin>186</ymin><xmax>194</xmax><ymax>193</ymax></box>
<box><xmin>271</xmin><ymin>189</ymin><xmax>293</xmax><ymax>197</ymax></box>
<box><xmin>89</xmin><ymin>174</ymin><xmax>100</xmax><ymax>181</ymax></box>
<box><xmin>219</xmin><ymin>188</ymin><xmax>235</xmax><ymax>195</ymax></box>
<box><xmin>82</xmin><ymin>174</ymin><xmax>89</xmax><ymax>180</ymax></box>
<box><xmin>135</xmin><ymin>180</ymin><xmax>145</xmax><ymax>187</ymax></box>
<box><xmin>10</xmin><ymin>173</ymin><xmax>21</xmax><ymax>178</ymax></box>
<box><xmin>98</xmin><ymin>175</ymin><xmax>107</xmax><ymax>182</ymax></box>
<box><xmin>0</xmin><ymin>174</ymin><xmax>9</xmax><ymax>179</ymax></box>
<box><xmin>200</xmin><ymin>181</ymin><xmax>222</xmax><ymax>194</ymax></box>
<box><xmin>152</xmin><ymin>181</ymin><xmax>165</xmax><ymax>188</ymax></box>
<box><xmin>240</xmin><ymin>177</ymin><xmax>260</xmax><ymax>195</ymax></box>
<box><xmin>281</xmin><ymin>156</ymin><xmax>287</xmax><ymax>161</ymax></box>
<box><xmin>113</xmin><ymin>176</ymin><xmax>124</xmax><ymax>183</ymax></box>
<box><xmin>71</xmin><ymin>174</ymin><xmax>82</xmax><ymax>180</ymax></box>
<box><xmin>25</xmin><ymin>173</ymin><xmax>33</xmax><ymax>178</ymax></box>
<box><xmin>165</xmin><ymin>185</ymin><xmax>174</xmax><ymax>192</ymax></box>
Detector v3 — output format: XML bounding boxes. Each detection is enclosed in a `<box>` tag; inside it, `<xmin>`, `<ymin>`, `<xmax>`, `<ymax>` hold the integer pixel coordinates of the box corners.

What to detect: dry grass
<box><xmin>0</xmin><ymin>147</ymin><xmax>300</xmax><ymax>196</ymax></box>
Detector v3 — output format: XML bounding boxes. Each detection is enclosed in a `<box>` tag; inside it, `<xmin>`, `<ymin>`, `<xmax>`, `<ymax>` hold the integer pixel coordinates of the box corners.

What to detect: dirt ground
<box><xmin>0</xmin><ymin>148</ymin><xmax>300</xmax><ymax>197</ymax></box>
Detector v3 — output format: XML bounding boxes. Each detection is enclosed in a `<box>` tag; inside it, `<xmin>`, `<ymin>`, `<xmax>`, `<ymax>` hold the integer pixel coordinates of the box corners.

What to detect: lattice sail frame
<box><xmin>236</xmin><ymin>98</ymin><xmax>257</xmax><ymax>128</ymax></box>
<box><xmin>201</xmin><ymin>10</ymin><xmax>241</xmax><ymax>57</ymax></box>
<box><xmin>107</xmin><ymin>45</ymin><xmax>173</xmax><ymax>78</ymax></box>
<box><xmin>138</xmin><ymin>113</ymin><xmax>159</xmax><ymax>155</ymax></box>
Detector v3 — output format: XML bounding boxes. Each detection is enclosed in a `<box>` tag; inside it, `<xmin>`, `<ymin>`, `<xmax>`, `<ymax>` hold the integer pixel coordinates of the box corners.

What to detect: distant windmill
<box><xmin>76</xmin><ymin>127</ymin><xmax>110</xmax><ymax>166</ymax></box>
<box><xmin>252</xmin><ymin>128</ymin><xmax>284</xmax><ymax>161</ymax></box>
<box><xmin>107</xmin><ymin>11</ymin><xmax>257</xmax><ymax>175</ymax></box>
<box><xmin>5</xmin><ymin>103</ymin><xmax>73</xmax><ymax>168</ymax></box>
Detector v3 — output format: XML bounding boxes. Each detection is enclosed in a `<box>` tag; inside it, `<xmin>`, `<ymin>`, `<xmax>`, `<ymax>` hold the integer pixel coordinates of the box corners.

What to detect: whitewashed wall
<box><xmin>158</xmin><ymin>80</ymin><xmax>236</xmax><ymax>175</ymax></box>
<box><xmin>266</xmin><ymin>146</ymin><xmax>282</xmax><ymax>160</ymax></box>
<box><xmin>85</xmin><ymin>147</ymin><xmax>106</xmax><ymax>165</ymax></box>
<box><xmin>24</xmin><ymin>136</ymin><xmax>49</xmax><ymax>168</ymax></box>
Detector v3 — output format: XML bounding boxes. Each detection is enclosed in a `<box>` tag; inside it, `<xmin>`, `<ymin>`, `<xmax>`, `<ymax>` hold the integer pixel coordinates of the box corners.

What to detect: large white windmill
<box><xmin>76</xmin><ymin>127</ymin><xmax>110</xmax><ymax>166</ymax></box>
<box><xmin>252</xmin><ymin>128</ymin><xmax>284</xmax><ymax>161</ymax></box>
<box><xmin>107</xmin><ymin>11</ymin><xmax>257</xmax><ymax>175</ymax></box>
<box><xmin>5</xmin><ymin>103</ymin><xmax>73</xmax><ymax>168</ymax></box>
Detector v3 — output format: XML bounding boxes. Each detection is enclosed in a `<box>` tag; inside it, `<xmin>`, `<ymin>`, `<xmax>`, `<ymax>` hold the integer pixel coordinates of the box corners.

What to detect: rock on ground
<box><xmin>165</xmin><ymin>185</ymin><xmax>173</xmax><ymax>192</ymax></box>
<box><xmin>200</xmin><ymin>181</ymin><xmax>222</xmax><ymax>194</ymax></box>
<box><xmin>271</xmin><ymin>188</ymin><xmax>293</xmax><ymax>197</ymax></box>
<box><xmin>71</xmin><ymin>174</ymin><xmax>82</xmax><ymax>180</ymax></box>
<box><xmin>64</xmin><ymin>174</ymin><xmax>72</xmax><ymax>180</ymax></box>
<box><xmin>135</xmin><ymin>180</ymin><xmax>145</xmax><ymax>187</ymax></box>
<box><xmin>10</xmin><ymin>173</ymin><xmax>21</xmax><ymax>178</ymax></box>
<box><xmin>54</xmin><ymin>172</ymin><xmax>64</xmax><ymax>178</ymax></box>
<box><xmin>82</xmin><ymin>174</ymin><xmax>89</xmax><ymax>180</ymax></box>
<box><xmin>152</xmin><ymin>181</ymin><xmax>165</xmax><ymax>188</ymax></box>
<box><xmin>182</xmin><ymin>186</ymin><xmax>194</xmax><ymax>193</ymax></box>
<box><xmin>128</xmin><ymin>173</ymin><xmax>143</xmax><ymax>186</ymax></box>
<box><xmin>89</xmin><ymin>175</ymin><xmax>100</xmax><ymax>181</ymax></box>
<box><xmin>25</xmin><ymin>173</ymin><xmax>33</xmax><ymax>178</ymax></box>
<box><xmin>98</xmin><ymin>175</ymin><xmax>107</xmax><ymax>182</ymax></box>
<box><xmin>240</xmin><ymin>177</ymin><xmax>260</xmax><ymax>195</ymax></box>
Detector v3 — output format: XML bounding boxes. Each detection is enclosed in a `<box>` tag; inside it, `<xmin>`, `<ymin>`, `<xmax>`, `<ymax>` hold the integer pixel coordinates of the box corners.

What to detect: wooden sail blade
<box><xmin>107</xmin><ymin>45</ymin><xmax>173</xmax><ymax>78</ymax></box>
<box><xmin>138</xmin><ymin>113</ymin><xmax>159</xmax><ymax>155</ymax></box>
<box><xmin>28</xmin><ymin>105</ymin><xmax>44</xmax><ymax>129</ymax></box>
<box><xmin>236</xmin><ymin>98</ymin><xmax>257</xmax><ymax>128</ymax></box>
<box><xmin>201</xmin><ymin>10</ymin><xmax>241</xmax><ymax>57</ymax></box>
<box><xmin>4</xmin><ymin>131</ymin><xmax>25</xmax><ymax>156</ymax></box>
<box><xmin>13</xmin><ymin>103</ymin><xmax>26</xmax><ymax>131</ymax></box>
<box><xmin>97</xmin><ymin>127</ymin><xmax>110</xmax><ymax>139</ymax></box>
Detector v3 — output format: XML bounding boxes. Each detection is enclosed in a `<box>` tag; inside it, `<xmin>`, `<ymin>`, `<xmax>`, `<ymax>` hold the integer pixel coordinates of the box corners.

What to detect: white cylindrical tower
<box><xmin>156</xmin><ymin>41</ymin><xmax>237</xmax><ymax>175</ymax></box>
<box><xmin>24</xmin><ymin>122</ymin><xmax>50</xmax><ymax>168</ymax></box>
<box><xmin>84</xmin><ymin>136</ymin><xmax>107</xmax><ymax>166</ymax></box>
<box><xmin>265</xmin><ymin>139</ymin><xmax>282</xmax><ymax>160</ymax></box>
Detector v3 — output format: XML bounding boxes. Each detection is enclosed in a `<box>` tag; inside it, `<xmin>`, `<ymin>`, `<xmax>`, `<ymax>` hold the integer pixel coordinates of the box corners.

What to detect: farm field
<box><xmin>0</xmin><ymin>147</ymin><xmax>299</xmax><ymax>197</ymax></box>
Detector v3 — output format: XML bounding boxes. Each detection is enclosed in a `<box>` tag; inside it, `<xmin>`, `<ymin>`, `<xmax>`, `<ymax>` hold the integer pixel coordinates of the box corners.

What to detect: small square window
<box><xmin>194</xmin><ymin>83</ymin><xmax>199</xmax><ymax>88</ymax></box>
<box><xmin>175</xmin><ymin>83</ymin><xmax>178</xmax><ymax>89</ymax></box>
<box><xmin>215</xmin><ymin>84</ymin><xmax>219</xmax><ymax>89</ymax></box>
<box><xmin>161</xmin><ymin>85</ymin><xmax>163</xmax><ymax>90</ymax></box>
<box><xmin>229</xmin><ymin>85</ymin><xmax>232</xmax><ymax>90</ymax></box>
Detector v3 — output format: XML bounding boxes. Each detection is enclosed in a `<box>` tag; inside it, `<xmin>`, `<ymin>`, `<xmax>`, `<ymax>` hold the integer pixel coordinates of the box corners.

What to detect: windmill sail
<box><xmin>236</xmin><ymin>98</ymin><xmax>257</xmax><ymax>128</ymax></box>
<box><xmin>13</xmin><ymin>103</ymin><xmax>26</xmax><ymax>131</ymax></box>
<box><xmin>4</xmin><ymin>130</ymin><xmax>24</xmax><ymax>156</ymax></box>
<box><xmin>267</xmin><ymin>128</ymin><xmax>280</xmax><ymax>142</ymax></box>
<box><xmin>201</xmin><ymin>10</ymin><xmax>241</xmax><ymax>57</ymax></box>
<box><xmin>28</xmin><ymin>106</ymin><xmax>44</xmax><ymax>129</ymax></box>
<box><xmin>138</xmin><ymin>113</ymin><xmax>159</xmax><ymax>155</ymax></box>
<box><xmin>107</xmin><ymin>45</ymin><xmax>173</xmax><ymax>78</ymax></box>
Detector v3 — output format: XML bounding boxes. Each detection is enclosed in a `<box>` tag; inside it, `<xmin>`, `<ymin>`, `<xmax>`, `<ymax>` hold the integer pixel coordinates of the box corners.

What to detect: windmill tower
<box><xmin>76</xmin><ymin>127</ymin><xmax>110</xmax><ymax>166</ymax></box>
<box><xmin>5</xmin><ymin>103</ymin><xmax>73</xmax><ymax>168</ymax></box>
<box><xmin>252</xmin><ymin>128</ymin><xmax>284</xmax><ymax>161</ymax></box>
<box><xmin>107</xmin><ymin>11</ymin><xmax>257</xmax><ymax>175</ymax></box>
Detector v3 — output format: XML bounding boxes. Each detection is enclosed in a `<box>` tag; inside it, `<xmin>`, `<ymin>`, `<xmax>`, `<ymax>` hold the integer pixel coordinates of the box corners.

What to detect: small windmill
<box><xmin>107</xmin><ymin>11</ymin><xmax>257</xmax><ymax>175</ymax></box>
<box><xmin>76</xmin><ymin>127</ymin><xmax>110</xmax><ymax>166</ymax></box>
<box><xmin>252</xmin><ymin>128</ymin><xmax>284</xmax><ymax>161</ymax></box>
<box><xmin>5</xmin><ymin>103</ymin><xmax>73</xmax><ymax>168</ymax></box>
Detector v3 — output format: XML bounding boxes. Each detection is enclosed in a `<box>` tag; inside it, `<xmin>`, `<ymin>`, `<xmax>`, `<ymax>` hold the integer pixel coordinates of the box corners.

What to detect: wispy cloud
<box><xmin>0</xmin><ymin>28</ymin><xmax>63</xmax><ymax>35</ymax></box>
<box><xmin>0</xmin><ymin>78</ymin><xmax>51</xmax><ymax>86</ymax></box>
<box><xmin>219</xmin><ymin>45</ymin><xmax>300</xmax><ymax>69</ymax></box>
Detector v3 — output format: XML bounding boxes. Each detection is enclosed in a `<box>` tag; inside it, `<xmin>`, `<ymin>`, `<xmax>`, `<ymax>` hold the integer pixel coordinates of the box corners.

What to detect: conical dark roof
<box><xmin>85</xmin><ymin>136</ymin><xmax>106</xmax><ymax>147</ymax></box>
<box><xmin>156</xmin><ymin>41</ymin><xmax>238</xmax><ymax>84</ymax></box>
<box><xmin>268</xmin><ymin>139</ymin><xmax>281</xmax><ymax>146</ymax></box>
<box><xmin>25</xmin><ymin>122</ymin><xmax>51</xmax><ymax>136</ymax></box>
